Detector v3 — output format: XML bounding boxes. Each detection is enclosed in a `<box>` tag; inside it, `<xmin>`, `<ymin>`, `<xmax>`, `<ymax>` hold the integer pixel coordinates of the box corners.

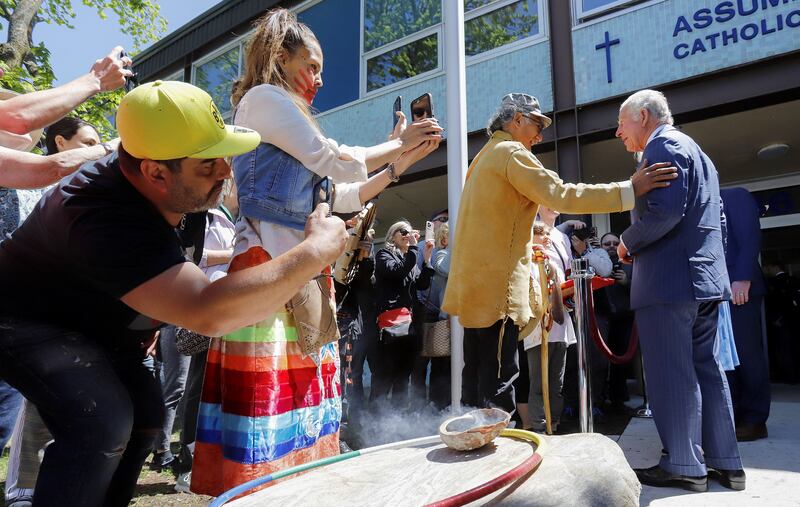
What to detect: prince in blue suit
<box><xmin>616</xmin><ymin>90</ymin><xmax>744</xmax><ymax>492</ymax></box>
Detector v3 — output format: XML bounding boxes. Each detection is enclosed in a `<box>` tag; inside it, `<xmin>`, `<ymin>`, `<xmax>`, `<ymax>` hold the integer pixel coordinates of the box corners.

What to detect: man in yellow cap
<box><xmin>0</xmin><ymin>81</ymin><xmax>347</xmax><ymax>506</ymax></box>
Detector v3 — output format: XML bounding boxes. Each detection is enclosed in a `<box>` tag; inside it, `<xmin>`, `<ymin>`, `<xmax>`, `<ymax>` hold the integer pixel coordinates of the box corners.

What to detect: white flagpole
<box><xmin>443</xmin><ymin>0</ymin><xmax>468</xmax><ymax>410</ymax></box>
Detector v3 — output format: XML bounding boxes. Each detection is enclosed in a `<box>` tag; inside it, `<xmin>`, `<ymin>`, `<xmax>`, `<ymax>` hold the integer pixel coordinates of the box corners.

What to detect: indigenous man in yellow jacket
<box><xmin>442</xmin><ymin>93</ymin><xmax>676</xmax><ymax>421</ymax></box>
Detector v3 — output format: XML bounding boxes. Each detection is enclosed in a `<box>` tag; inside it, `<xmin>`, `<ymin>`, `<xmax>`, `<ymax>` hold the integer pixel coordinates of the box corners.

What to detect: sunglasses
<box><xmin>398</xmin><ymin>229</ymin><xmax>411</xmax><ymax>237</ymax></box>
<box><xmin>431</xmin><ymin>216</ymin><xmax>448</xmax><ymax>223</ymax></box>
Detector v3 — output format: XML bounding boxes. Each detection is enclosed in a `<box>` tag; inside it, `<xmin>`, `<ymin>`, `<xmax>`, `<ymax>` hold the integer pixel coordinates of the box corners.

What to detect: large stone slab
<box><xmin>228</xmin><ymin>433</ymin><xmax>639</xmax><ymax>506</ymax></box>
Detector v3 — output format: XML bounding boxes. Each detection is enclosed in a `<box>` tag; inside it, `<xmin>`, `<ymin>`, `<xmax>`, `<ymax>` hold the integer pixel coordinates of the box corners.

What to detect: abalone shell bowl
<box><xmin>438</xmin><ymin>408</ymin><xmax>511</xmax><ymax>451</ymax></box>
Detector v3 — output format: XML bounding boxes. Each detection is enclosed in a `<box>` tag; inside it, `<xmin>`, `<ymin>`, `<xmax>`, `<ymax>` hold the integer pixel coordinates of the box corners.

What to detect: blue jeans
<box><xmin>0</xmin><ymin>317</ymin><xmax>164</xmax><ymax>507</ymax></box>
<box><xmin>0</xmin><ymin>379</ymin><xmax>22</xmax><ymax>450</ymax></box>
<box><xmin>154</xmin><ymin>326</ymin><xmax>191</xmax><ymax>454</ymax></box>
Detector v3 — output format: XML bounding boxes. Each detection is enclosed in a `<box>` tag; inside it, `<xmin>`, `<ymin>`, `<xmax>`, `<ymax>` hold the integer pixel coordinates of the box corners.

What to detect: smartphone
<box><xmin>410</xmin><ymin>93</ymin><xmax>434</xmax><ymax>121</ymax></box>
<box><xmin>392</xmin><ymin>96</ymin><xmax>402</xmax><ymax>129</ymax></box>
<box><xmin>425</xmin><ymin>220</ymin><xmax>434</xmax><ymax>243</ymax></box>
<box><xmin>118</xmin><ymin>50</ymin><xmax>139</xmax><ymax>92</ymax></box>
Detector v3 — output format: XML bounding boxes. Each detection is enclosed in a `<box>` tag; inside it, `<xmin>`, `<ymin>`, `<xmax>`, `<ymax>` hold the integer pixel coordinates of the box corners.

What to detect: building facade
<box><xmin>134</xmin><ymin>0</ymin><xmax>800</xmax><ymax>271</ymax></box>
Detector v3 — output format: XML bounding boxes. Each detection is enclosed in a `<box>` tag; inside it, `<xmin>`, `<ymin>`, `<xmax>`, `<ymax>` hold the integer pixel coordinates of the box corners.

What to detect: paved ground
<box><xmin>616</xmin><ymin>384</ymin><xmax>800</xmax><ymax>507</ymax></box>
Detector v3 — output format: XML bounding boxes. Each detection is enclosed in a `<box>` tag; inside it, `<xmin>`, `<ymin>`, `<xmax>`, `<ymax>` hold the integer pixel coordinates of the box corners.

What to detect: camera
<box><xmin>572</xmin><ymin>226</ymin><xmax>596</xmax><ymax>242</ymax></box>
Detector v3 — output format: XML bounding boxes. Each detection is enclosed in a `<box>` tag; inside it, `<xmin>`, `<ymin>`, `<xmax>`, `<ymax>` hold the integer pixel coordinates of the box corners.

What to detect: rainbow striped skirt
<box><xmin>191</xmin><ymin>245</ymin><xmax>342</xmax><ymax>497</ymax></box>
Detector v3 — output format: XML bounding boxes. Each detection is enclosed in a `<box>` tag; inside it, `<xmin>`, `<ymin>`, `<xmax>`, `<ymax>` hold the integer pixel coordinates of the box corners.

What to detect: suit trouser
<box><xmin>726</xmin><ymin>296</ymin><xmax>770</xmax><ymax>425</ymax></box>
<box><xmin>636</xmin><ymin>302</ymin><xmax>742</xmax><ymax>477</ymax></box>
<box><xmin>461</xmin><ymin>320</ymin><xmax>519</xmax><ymax>417</ymax></box>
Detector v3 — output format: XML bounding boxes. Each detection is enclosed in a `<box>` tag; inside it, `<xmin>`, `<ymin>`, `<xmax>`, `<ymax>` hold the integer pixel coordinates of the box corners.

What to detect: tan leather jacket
<box><xmin>442</xmin><ymin>131</ymin><xmax>634</xmax><ymax>330</ymax></box>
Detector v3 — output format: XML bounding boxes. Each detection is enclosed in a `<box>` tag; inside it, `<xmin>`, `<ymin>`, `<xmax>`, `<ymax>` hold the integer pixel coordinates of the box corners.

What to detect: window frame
<box><xmin>463</xmin><ymin>0</ymin><xmax>547</xmax><ymax>65</ymax></box>
<box><xmin>360</xmin><ymin>0</ymin><xmax>547</xmax><ymax>97</ymax></box>
<box><xmin>190</xmin><ymin>38</ymin><xmax>246</xmax><ymax>121</ymax></box>
<box><xmin>572</xmin><ymin>0</ymin><xmax>651</xmax><ymax>24</ymax></box>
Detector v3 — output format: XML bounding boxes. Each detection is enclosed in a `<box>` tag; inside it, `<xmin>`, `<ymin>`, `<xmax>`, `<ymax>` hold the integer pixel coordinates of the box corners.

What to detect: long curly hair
<box><xmin>231</xmin><ymin>8</ymin><xmax>319</xmax><ymax>125</ymax></box>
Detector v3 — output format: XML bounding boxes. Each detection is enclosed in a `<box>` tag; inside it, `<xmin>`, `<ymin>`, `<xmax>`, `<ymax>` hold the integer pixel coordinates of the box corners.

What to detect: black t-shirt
<box><xmin>0</xmin><ymin>153</ymin><xmax>187</xmax><ymax>345</ymax></box>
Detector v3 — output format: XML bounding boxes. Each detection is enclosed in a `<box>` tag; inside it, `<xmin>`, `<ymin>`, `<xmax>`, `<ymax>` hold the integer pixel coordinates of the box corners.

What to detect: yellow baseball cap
<box><xmin>116</xmin><ymin>80</ymin><xmax>260</xmax><ymax>160</ymax></box>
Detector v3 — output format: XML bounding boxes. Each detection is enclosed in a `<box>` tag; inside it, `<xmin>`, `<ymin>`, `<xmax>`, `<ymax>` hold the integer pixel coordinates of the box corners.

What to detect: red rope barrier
<box><xmin>424</xmin><ymin>453</ymin><xmax>543</xmax><ymax>507</ymax></box>
<box><xmin>586</xmin><ymin>289</ymin><xmax>639</xmax><ymax>365</ymax></box>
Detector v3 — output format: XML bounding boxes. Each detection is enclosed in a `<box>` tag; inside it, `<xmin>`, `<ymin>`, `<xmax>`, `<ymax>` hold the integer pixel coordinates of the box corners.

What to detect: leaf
<box><xmin>1</xmin><ymin>0</ymin><xmax>167</xmax><ymax>141</ymax></box>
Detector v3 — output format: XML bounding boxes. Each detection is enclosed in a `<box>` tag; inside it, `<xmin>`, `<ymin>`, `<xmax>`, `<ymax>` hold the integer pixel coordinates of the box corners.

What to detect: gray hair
<box><xmin>383</xmin><ymin>220</ymin><xmax>412</xmax><ymax>256</ymax></box>
<box><xmin>620</xmin><ymin>89</ymin><xmax>674</xmax><ymax>125</ymax></box>
<box><xmin>486</xmin><ymin>101</ymin><xmax>521</xmax><ymax>136</ymax></box>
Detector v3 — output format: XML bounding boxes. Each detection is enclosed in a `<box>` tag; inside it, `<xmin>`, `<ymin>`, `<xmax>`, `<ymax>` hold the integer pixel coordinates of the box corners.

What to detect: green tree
<box><xmin>0</xmin><ymin>0</ymin><xmax>167</xmax><ymax>139</ymax></box>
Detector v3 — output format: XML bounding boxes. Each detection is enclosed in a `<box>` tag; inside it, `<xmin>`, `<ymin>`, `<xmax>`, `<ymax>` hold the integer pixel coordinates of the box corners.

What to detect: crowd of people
<box><xmin>0</xmin><ymin>6</ymin><xmax>794</xmax><ymax>506</ymax></box>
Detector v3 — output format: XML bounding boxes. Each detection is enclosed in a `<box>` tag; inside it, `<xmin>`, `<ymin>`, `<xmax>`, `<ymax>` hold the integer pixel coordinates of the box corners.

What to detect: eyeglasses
<box><xmin>398</xmin><ymin>229</ymin><xmax>411</xmax><ymax>237</ymax></box>
<box><xmin>523</xmin><ymin>114</ymin><xmax>544</xmax><ymax>131</ymax></box>
<box><xmin>431</xmin><ymin>216</ymin><xmax>448</xmax><ymax>223</ymax></box>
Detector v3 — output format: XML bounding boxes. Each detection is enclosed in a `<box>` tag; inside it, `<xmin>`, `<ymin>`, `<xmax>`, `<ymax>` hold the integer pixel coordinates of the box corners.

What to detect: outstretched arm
<box><xmin>0</xmin><ymin>47</ymin><xmax>131</xmax><ymax>134</ymax></box>
<box><xmin>0</xmin><ymin>143</ymin><xmax>110</xmax><ymax>189</ymax></box>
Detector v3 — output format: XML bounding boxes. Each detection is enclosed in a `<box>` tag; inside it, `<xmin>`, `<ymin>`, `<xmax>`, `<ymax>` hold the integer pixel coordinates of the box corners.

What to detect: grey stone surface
<box><xmin>229</xmin><ymin>432</ymin><xmax>639</xmax><ymax>506</ymax></box>
<box><xmin>499</xmin><ymin>433</ymin><xmax>640</xmax><ymax>507</ymax></box>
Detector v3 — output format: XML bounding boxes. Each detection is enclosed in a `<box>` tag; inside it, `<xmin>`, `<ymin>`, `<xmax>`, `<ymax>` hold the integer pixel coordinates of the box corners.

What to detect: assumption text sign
<box><xmin>673</xmin><ymin>0</ymin><xmax>800</xmax><ymax>59</ymax></box>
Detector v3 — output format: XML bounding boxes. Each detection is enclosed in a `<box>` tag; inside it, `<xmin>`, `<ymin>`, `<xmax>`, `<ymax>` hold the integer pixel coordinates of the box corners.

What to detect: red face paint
<box><xmin>293</xmin><ymin>67</ymin><xmax>318</xmax><ymax>105</ymax></box>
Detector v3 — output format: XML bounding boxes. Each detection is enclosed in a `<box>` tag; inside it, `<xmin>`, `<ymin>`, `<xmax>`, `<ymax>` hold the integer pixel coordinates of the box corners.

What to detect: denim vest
<box><xmin>233</xmin><ymin>142</ymin><xmax>331</xmax><ymax>231</ymax></box>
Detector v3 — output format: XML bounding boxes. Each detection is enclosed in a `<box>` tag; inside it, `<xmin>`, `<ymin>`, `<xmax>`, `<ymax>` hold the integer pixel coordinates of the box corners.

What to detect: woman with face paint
<box><xmin>190</xmin><ymin>8</ymin><xmax>442</xmax><ymax>497</ymax></box>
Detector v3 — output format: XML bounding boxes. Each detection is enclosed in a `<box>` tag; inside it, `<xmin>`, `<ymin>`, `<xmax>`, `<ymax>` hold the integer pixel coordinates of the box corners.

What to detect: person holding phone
<box><xmin>372</xmin><ymin>222</ymin><xmax>435</xmax><ymax>408</ymax></box>
<box><xmin>191</xmin><ymin>8</ymin><xmax>442</xmax><ymax>497</ymax></box>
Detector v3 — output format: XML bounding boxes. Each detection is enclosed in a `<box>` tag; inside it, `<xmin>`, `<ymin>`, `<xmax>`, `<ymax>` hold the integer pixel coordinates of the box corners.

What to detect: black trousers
<box><xmin>0</xmin><ymin>318</ymin><xmax>164</xmax><ymax>507</ymax></box>
<box><xmin>461</xmin><ymin>320</ymin><xmax>519</xmax><ymax>417</ymax></box>
<box><xmin>726</xmin><ymin>295</ymin><xmax>770</xmax><ymax>425</ymax></box>
<box><xmin>370</xmin><ymin>333</ymin><xmax>416</xmax><ymax>407</ymax></box>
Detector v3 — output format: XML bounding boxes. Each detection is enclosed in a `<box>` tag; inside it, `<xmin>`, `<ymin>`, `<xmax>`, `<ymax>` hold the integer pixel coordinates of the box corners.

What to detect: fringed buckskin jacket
<box><xmin>442</xmin><ymin>131</ymin><xmax>635</xmax><ymax>330</ymax></box>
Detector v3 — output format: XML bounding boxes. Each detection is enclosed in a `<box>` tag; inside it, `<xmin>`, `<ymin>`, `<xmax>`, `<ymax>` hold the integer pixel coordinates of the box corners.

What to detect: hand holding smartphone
<box><xmin>392</xmin><ymin>96</ymin><xmax>402</xmax><ymax>128</ymax></box>
<box><xmin>424</xmin><ymin>220</ymin><xmax>434</xmax><ymax>243</ymax></box>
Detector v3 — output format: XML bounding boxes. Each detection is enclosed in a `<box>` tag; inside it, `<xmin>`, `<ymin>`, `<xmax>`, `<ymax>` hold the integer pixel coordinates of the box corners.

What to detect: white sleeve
<box><xmin>236</xmin><ymin>85</ymin><xmax>368</xmax><ymax>183</ymax></box>
<box><xmin>585</xmin><ymin>247</ymin><xmax>613</xmax><ymax>277</ymax></box>
<box><xmin>332</xmin><ymin>182</ymin><xmax>363</xmax><ymax>213</ymax></box>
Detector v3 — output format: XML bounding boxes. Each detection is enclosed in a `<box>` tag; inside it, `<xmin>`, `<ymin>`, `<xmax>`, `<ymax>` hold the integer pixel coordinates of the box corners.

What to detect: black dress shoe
<box><xmin>634</xmin><ymin>465</ymin><xmax>708</xmax><ymax>492</ymax></box>
<box><xmin>736</xmin><ymin>422</ymin><xmax>767</xmax><ymax>441</ymax></box>
<box><xmin>709</xmin><ymin>468</ymin><xmax>746</xmax><ymax>491</ymax></box>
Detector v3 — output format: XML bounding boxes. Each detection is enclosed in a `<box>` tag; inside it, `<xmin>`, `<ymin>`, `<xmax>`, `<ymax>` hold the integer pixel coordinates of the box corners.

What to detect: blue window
<box><xmin>298</xmin><ymin>0</ymin><xmax>360</xmax><ymax>112</ymax></box>
<box><xmin>465</xmin><ymin>0</ymin><xmax>540</xmax><ymax>57</ymax></box>
<box><xmin>192</xmin><ymin>45</ymin><xmax>240</xmax><ymax>118</ymax></box>
<box><xmin>362</xmin><ymin>0</ymin><xmax>544</xmax><ymax>94</ymax></box>
<box><xmin>574</xmin><ymin>0</ymin><xmax>646</xmax><ymax>22</ymax></box>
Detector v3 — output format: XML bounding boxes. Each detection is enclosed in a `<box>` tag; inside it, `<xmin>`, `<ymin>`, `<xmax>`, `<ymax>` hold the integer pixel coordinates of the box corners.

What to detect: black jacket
<box><xmin>374</xmin><ymin>245</ymin><xmax>434</xmax><ymax>315</ymax></box>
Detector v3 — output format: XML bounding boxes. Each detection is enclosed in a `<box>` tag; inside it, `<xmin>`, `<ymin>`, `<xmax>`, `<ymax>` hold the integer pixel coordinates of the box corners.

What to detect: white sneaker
<box><xmin>175</xmin><ymin>471</ymin><xmax>192</xmax><ymax>494</ymax></box>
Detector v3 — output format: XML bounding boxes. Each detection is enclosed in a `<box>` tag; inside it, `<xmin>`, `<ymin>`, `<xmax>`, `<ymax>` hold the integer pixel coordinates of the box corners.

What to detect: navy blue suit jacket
<box><xmin>720</xmin><ymin>187</ymin><xmax>766</xmax><ymax>296</ymax></box>
<box><xmin>621</xmin><ymin>125</ymin><xmax>731</xmax><ymax>310</ymax></box>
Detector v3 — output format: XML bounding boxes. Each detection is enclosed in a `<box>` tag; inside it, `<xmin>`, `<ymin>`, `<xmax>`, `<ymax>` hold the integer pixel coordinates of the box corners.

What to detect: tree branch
<box><xmin>2</xmin><ymin>0</ymin><xmax>44</xmax><ymax>69</ymax></box>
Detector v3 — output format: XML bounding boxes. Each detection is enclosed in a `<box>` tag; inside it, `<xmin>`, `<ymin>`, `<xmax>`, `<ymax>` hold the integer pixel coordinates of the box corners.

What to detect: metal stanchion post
<box><xmin>570</xmin><ymin>258</ymin><xmax>594</xmax><ymax>433</ymax></box>
<box><xmin>634</xmin><ymin>361</ymin><xmax>654</xmax><ymax>418</ymax></box>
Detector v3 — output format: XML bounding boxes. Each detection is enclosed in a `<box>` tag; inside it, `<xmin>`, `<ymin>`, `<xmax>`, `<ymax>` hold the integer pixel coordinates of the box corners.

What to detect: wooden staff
<box><xmin>534</xmin><ymin>251</ymin><xmax>555</xmax><ymax>435</ymax></box>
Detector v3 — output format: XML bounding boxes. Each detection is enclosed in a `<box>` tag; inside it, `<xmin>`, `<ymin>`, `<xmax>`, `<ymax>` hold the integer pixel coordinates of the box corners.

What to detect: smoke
<box><xmin>343</xmin><ymin>398</ymin><xmax>480</xmax><ymax>449</ymax></box>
